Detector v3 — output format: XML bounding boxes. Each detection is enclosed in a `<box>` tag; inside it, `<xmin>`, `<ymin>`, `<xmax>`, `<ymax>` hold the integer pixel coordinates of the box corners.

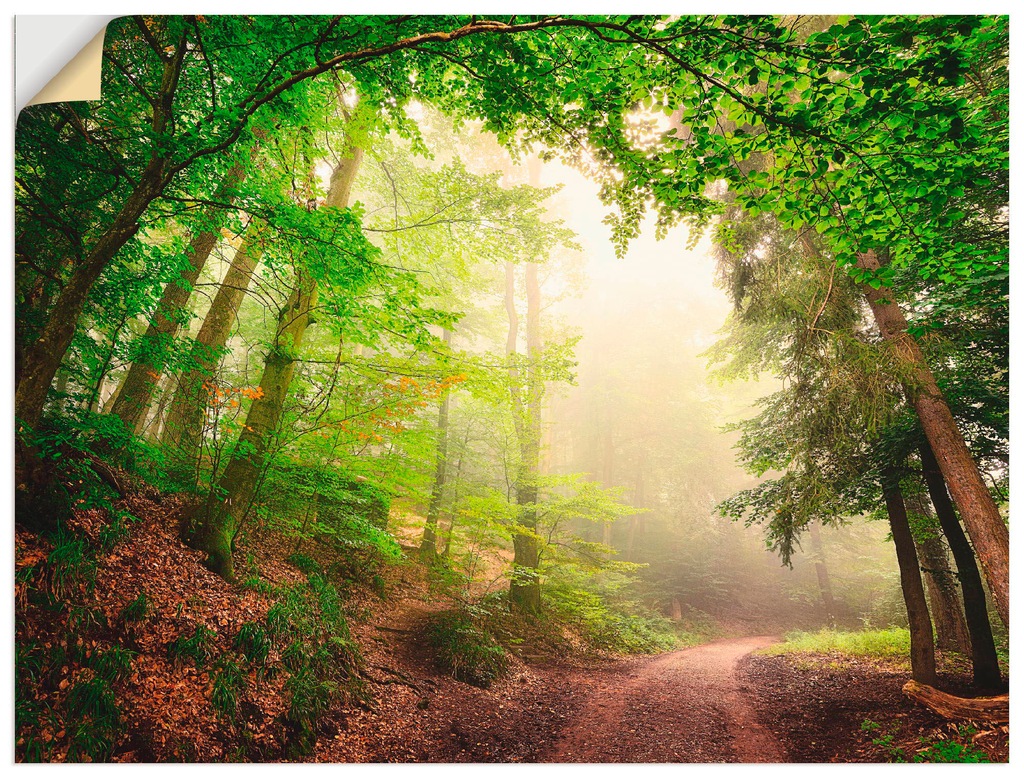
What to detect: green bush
<box><xmin>234</xmin><ymin>622</ymin><xmax>270</xmax><ymax>666</ymax></box>
<box><xmin>64</xmin><ymin>677</ymin><xmax>122</xmax><ymax>762</ymax></box>
<box><xmin>283</xmin><ymin>668</ymin><xmax>335</xmax><ymax>757</ymax></box>
<box><xmin>119</xmin><ymin>592</ymin><xmax>150</xmax><ymax>622</ymax></box>
<box><xmin>262</xmin><ymin>575</ymin><xmax>361</xmax><ymax>755</ymax></box>
<box><xmin>764</xmin><ymin>628</ymin><xmax>911</xmax><ymax>660</ymax></box>
<box><xmin>914</xmin><ymin>725</ymin><xmax>990</xmax><ymax>763</ymax></box>
<box><xmin>544</xmin><ymin>571</ymin><xmax>683</xmax><ymax>654</ymax></box>
<box><xmin>90</xmin><ymin>645</ymin><xmax>136</xmax><ymax>684</ymax></box>
<box><xmin>46</xmin><ymin>527</ymin><xmax>97</xmax><ymax>600</ymax></box>
<box><xmin>168</xmin><ymin>624</ymin><xmax>217</xmax><ymax>668</ymax></box>
<box><xmin>426</xmin><ymin>609</ymin><xmax>507</xmax><ymax>688</ymax></box>
<box><xmin>286</xmin><ymin>552</ymin><xmax>321</xmax><ymax>576</ymax></box>
<box><xmin>211</xmin><ymin>656</ymin><xmax>246</xmax><ymax>722</ymax></box>
<box><xmin>97</xmin><ymin>510</ymin><xmax>136</xmax><ymax>553</ymax></box>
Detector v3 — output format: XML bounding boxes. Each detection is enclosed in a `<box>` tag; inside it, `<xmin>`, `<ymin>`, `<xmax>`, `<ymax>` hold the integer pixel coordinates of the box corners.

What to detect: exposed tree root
<box><xmin>902</xmin><ymin>681</ymin><xmax>1008</xmax><ymax>724</ymax></box>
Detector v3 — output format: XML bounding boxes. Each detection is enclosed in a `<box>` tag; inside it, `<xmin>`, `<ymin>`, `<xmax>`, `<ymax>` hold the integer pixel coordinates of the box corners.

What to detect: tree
<box><xmin>919</xmin><ymin>442</ymin><xmax>1001</xmax><ymax>688</ymax></box>
<box><xmin>160</xmin><ymin>225</ymin><xmax>264</xmax><ymax>459</ymax></box>
<box><xmin>190</xmin><ymin>139</ymin><xmax>366</xmax><ymax>579</ymax></box>
<box><xmin>881</xmin><ymin>469</ymin><xmax>936</xmax><ymax>685</ymax></box>
<box><xmin>856</xmin><ymin>250</ymin><xmax>1008</xmax><ymax>628</ymax></box>
<box><xmin>107</xmin><ymin>160</ymin><xmax>249</xmax><ymax>433</ymax></box>
<box><xmin>419</xmin><ymin>328</ymin><xmax>454</xmax><ymax>564</ymax></box>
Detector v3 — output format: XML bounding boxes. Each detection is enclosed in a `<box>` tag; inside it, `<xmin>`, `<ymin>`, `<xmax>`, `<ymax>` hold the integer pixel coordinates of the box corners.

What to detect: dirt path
<box><xmin>541</xmin><ymin>636</ymin><xmax>783</xmax><ymax>763</ymax></box>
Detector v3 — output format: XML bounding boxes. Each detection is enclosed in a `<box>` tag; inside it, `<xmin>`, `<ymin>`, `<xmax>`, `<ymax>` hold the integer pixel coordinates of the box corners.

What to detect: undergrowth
<box><xmin>861</xmin><ymin>719</ymin><xmax>991</xmax><ymax>763</ymax></box>
<box><xmin>259</xmin><ymin>573</ymin><xmax>364</xmax><ymax>757</ymax></box>
<box><xmin>762</xmin><ymin>628</ymin><xmax>911</xmax><ymax>661</ymax></box>
<box><xmin>544</xmin><ymin>569</ymin><xmax>703</xmax><ymax>654</ymax></box>
<box><xmin>426</xmin><ymin>603</ymin><xmax>508</xmax><ymax>688</ymax></box>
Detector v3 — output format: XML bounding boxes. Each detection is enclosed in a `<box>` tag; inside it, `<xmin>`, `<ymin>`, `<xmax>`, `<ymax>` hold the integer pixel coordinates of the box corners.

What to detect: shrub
<box><xmin>168</xmin><ymin>624</ymin><xmax>217</xmax><ymax>668</ymax></box>
<box><xmin>544</xmin><ymin>573</ymin><xmax>683</xmax><ymax>654</ymax></box>
<box><xmin>120</xmin><ymin>592</ymin><xmax>150</xmax><ymax>622</ymax></box>
<box><xmin>286</xmin><ymin>552</ymin><xmax>321</xmax><ymax>576</ymax></box>
<box><xmin>211</xmin><ymin>656</ymin><xmax>246</xmax><ymax>722</ymax></box>
<box><xmin>90</xmin><ymin>645</ymin><xmax>136</xmax><ymax>684</ymax></box>
<box><xmin>97</xmin><ymin>510</ymin><xmax>135</xmax><ymax>553</ymax></box>
<box><xmin>64</xmin><ymin>677</ymin><xmax>122</xmax><ymax>762</ymax></box>
<box><xmin>283</xmin><ymin>668</ymin><xmax>335</xmax><ymax>757</ymax></box>
<box><xmin>234</xmin><ymin>622</ymin><xmax>270</xmax><ymax>666</ymax></box>
<box><xmin>914</xmin><ymin>726</ymin><xmax>990</xmax><ymax>763</ymax></box>
<box><xmin>46</xmin><ymin>527</ymin><xmax>97</xmax><ymax>599</ymax></box>
<box><xmin>263</xmin><ymin>575</ymin><xmax>362</xmax><ymax>755</ymax></box>
<box><xmin>426</xmin><ymin>609</ymin><xmax>507</xmax><ymax>688</ymax></box>
<box><xmin>764</xmin><ymin>628</ymin><xmax>911</xmax><ymax>660</ymax></box>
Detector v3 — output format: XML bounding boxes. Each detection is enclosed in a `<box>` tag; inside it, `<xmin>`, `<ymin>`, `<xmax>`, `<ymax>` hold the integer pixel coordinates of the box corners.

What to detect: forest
<box><xmin>13</xmin><ymin>14</ymin><xmax>1009</xmax><ymax>763</ymax></box>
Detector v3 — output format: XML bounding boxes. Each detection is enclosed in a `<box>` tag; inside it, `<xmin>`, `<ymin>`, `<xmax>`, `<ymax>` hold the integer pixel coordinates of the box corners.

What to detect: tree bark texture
<box><xmin>903</xmin><ymin>491</ymin><xmax>971</xmax><ymax>655</ymax></box>
<box><xmin>903</xmin><ymin>681</ymin><xmax>1008</xmax><ymax>724</ymax></box>
<box><xmin>916</xmin><ymin>533</ymin><xmax>971</xmax><ymax>655</ymax></box>
<box><xmin>857</xmin><ymin>249</ymin><xmax>1009</xmax><ymax>629</ymax></box>
<box><xmin>882</xmin><ymin>474</ymin><xmax>937</xmax><ymax>685</ymax></box>
<box><xmin>161</xmin><ymin>229</ymin><xmax>262</xmax><ymax>459</ymax></box>
<box><xmin>509</xmin><ymin>259</ymin><xmax>543</xmax><ymax>613</ymax></box>
<box><xmin>109</xmin><ymin>161</ymin><xmax>248</xmax><ymax>432</ymax></box>
<box><xmin>920</xmin><ymin>443</ymin><xmax>1002</xmax><ymax>688</ymax></box>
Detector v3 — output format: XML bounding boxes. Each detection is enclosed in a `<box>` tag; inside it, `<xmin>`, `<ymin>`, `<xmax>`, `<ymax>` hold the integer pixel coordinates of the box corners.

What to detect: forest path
<box><xmin>541</xmin><ymin>635</ymin><xmax>783</xmax><ymax>763</ymax></box>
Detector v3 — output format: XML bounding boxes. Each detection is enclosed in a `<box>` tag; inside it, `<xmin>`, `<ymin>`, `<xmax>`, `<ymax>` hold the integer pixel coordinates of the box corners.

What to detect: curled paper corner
<box><xmin>17</xmin><ymin>16</ymin><xmax>116</xmax><ymax>113</ymax></box>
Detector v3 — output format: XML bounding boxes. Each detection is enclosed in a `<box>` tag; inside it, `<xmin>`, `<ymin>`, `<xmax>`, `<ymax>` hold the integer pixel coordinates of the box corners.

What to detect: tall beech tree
<box><xmin>191</xmin><ymin>143</ymin><xmax>365</xmax><ymax>578</ymax></box>
<box><xmin>920</xmin><ymin>442</ymin><xmax>1001</xmax><ymax>688</ymax></box>
<box><xmin>161</xmin><ymin>226</ymin><xmax>264</xmax><ymax>459</ymax></box>
<box><xmin>882</xmin><ymin>471</ymin><xmax>937</xmax><ymax>685</ymax></box>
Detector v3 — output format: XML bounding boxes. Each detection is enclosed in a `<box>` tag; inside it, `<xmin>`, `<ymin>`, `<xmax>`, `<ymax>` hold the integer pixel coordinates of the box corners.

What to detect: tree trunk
<box><xmin>625</xmin><ymin>459</ymin><xmax>646</xmax><ymax>563</ymax></box>
<box><xmin>882</xmin><ymin>473</ymin><xmax>937</xmax><ymax>685</ymax></box>
<box><xmin>857</xmin><ymin>249</ymin><xmax>1009</xmax><ymax>628</ymax></box>
<box><xmin>161</xmin><ymin>229</ymin><xmax>263</xmax><ymax>459</ymax></box>
<box><xmin>808</xmin><ymin>520</ymin><xmax>836</xmax><ymax>627</ymax></box>
<box><xmin>109</xmin><ymin>161</ymin><xmax>248</xmax><ymax>432</ymax></box>
<box><xmin>509</xmin><ymin>257</ymin><xmax>543</xmax><ymax>613</ymax></box>
<box><xmin>920</xmin><ymin>443</ymin><xmax>1002</xmax><ymax>688</ymax></box>
<box><xmin>420</xmin><ymin>328</ymin><xmax>453</xmax><ymax>564</ymax></box>
<box><xmin>191</xmin><ymin>147</ymin><xmax>363</xmax><ymax>580</ymax></box>
<box><xmin>917</xmin><ymin>534</ymin><xmax>971</xmax><ymax>654</ymax></box>
<box><xmin>15</xmin><ymin>39</ymin><xmax>189</xmax><ymax>430</ymax></box>
<box><xmin>139</xmin><ymin>372</ymin><xmax>177</xmax><ymax>441</ymax></box>
<box><xmin>906</xmin><ymin>487</ymin><xmax>971</xmax><ymax>655</ymax></box>
<box><xmin>601</xmin><ymin>428</ymin><xmax>615</xmax><ymax>550</ymax></box>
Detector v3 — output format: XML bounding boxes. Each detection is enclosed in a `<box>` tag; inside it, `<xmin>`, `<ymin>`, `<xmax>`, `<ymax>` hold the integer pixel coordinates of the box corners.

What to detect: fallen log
<box><xmin>902</xmin><ymin>680</ymin><xmax>1008</xmax><ymax>724</ymax></box>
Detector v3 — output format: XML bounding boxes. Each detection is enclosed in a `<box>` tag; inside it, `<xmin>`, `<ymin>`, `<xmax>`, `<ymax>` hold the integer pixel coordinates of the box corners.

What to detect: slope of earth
<box><xmin>739</xmin><ymin>653</ymin><xmax>1009</xmax><ymax>763</ymax></box>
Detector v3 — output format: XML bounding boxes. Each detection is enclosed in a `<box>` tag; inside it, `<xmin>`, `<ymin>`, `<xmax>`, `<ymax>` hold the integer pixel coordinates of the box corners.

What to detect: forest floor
<box><xmin>15</xmin><ymin>486</ymin><xmax>1009</xmax><ymax>763</ymax></box>
<box><xmin>317</xmin><ymin>571</ymin><xmax>1009</xmax><ymax>763</ymax></box>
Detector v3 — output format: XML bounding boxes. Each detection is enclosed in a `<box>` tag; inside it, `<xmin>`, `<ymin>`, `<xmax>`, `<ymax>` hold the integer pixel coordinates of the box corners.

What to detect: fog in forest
<box><xmin>15</xmin><ymin>14</ymin><xmax>1009</xmax><ymax>763</ymax></box>
<box><xmin>536</xmin><ymin>161</ymin><xmax>903</xmax><ymax>633</ymax></box>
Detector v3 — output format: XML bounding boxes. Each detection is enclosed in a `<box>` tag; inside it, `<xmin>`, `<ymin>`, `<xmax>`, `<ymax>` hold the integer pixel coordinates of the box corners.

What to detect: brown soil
<box><xmin>738</xmin><ymin>653</ymin><xmax>1009</xmax><ymax>763</ymax></box>
<box><xmin>15</xmin><ymin>487</ymin><xmax>1010</xmax><ymax>764</ymax></box>
<box><xmin>540</xmin><ymin>636</ymin><xmax>781</xmax><ymax>762</ymax></box>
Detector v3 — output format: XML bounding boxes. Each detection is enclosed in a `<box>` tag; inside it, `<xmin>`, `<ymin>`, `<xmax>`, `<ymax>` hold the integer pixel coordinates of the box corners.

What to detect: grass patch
<box><xmin>762</xmin><ymin>628</ymin><xmax>911</xmax><ymax>661</ymax></box>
